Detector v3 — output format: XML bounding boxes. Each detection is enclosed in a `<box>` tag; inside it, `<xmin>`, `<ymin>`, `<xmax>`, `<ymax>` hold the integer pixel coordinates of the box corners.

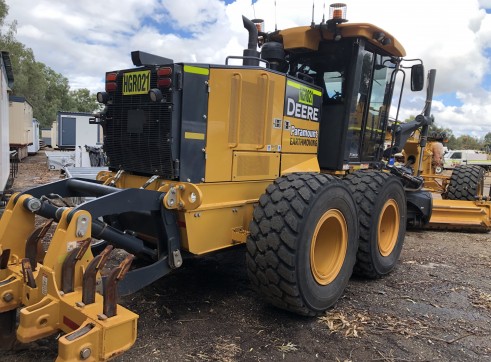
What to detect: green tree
<box><xmin>483</xmin><ymin>133</ymin><xmax>491</xmax><ymax>153</ymax></box>
<box><xmin>68</xmin><ymin>88</ymin><xmax>100</xmax><ymax>113</ymax></box>
<box><xmin>0</xmin><ymin>0</ymin><xmax>7</xmax><ymax>26</ymax></box>
<box><xmin>484</xmin><ymin>132</ymin><xmax>491</xmax><ymax>146</ymax></box>
<box><xmin>446</xmin><ymin>134</ymin><xmax>459</xmax><ymax>150</ymax></box>
<box><xmin>455</xmin><ymin>135</ymin><xmax>482</xmax><ymax>150</ymax></box>
<box><xmin>34</xmin><ymin>65</ymin><xmax>72</xmax><ymax>127</ymax></box>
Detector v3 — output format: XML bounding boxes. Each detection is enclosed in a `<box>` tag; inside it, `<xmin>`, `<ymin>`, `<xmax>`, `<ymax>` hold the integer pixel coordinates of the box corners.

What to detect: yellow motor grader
<box><xmin>0</xmin><ymin>3</ymin><xmax>490</xmax><ymax>361</ymax></box>
<box><xmin>392</xmin><ymin>130</ymin><xmax>490</xmax><ymax>230</ymax></box>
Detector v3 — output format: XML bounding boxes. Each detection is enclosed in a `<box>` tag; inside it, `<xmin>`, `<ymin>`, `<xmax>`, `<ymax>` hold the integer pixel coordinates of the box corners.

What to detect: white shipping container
<box><xmin>9</xmin><ymin>96</ymin><xmax>33</xmax><ymax>145</ymax></box>
<box><xmin>51</xmin><ymin>122</ymin><xmax>58</xmax><ymax>149</ymax></box>
<box><xmin>28</xmin><ymin>119</ymin><xmax>40</xmax><ymax>154</ymax></box>
<box><xmin>0</xmin><ymin>52</ymin><xmax>14</xmax><ymax>194</ymax></box>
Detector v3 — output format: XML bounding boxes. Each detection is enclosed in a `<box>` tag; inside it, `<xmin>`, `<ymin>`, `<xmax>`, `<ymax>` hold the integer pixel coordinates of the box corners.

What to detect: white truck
<box><xmin>443</xmin><ymin>149</ymin><xmax>491</xmax><ymax>170</ymax></box>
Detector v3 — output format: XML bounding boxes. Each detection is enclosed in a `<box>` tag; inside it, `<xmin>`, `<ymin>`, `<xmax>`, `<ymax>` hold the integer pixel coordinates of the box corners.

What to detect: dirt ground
<box><xmin>1</xmin><ymin>152</ymin><xmax>491</xmax><ymax>362</ymax></box>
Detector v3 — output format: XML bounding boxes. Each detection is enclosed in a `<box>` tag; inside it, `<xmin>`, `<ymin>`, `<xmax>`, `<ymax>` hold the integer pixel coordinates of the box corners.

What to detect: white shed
<box><xmin>56</xmin><ymin>111</ymin><xmax>102</xmax><ymax>149</ymax></box>
<box><xmin>9</xmin><ymin>95</ymin><xmax>34</xmax><ymax>160</ymax></box>
<box><xmin>0</xmin><ymin>52</ymin><xmax>14</xmax><ymax>197</ymax></box>
<box><xmin>28</xmin><ymin>118</ymin><xmax>40</xmax><ymax>154</ymax></box>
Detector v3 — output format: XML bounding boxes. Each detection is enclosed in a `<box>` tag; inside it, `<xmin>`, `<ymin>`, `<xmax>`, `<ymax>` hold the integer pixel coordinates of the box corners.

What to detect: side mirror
<box><xmin>411</xmin><ymin>64</ymin><xmax>425</xmax><ymax>91</ymax></box>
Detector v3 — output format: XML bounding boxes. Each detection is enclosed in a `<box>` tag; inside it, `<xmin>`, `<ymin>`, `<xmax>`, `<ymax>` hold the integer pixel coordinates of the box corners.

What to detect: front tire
<box><xmin>344</xmin><ymin>170</ymin><xmax>406</xmax><ymax>278</ymax></box>
<box><xmin>246</xmin><ymin>173</ymin><xmax>359</xmax><ymax>316</ymax></box>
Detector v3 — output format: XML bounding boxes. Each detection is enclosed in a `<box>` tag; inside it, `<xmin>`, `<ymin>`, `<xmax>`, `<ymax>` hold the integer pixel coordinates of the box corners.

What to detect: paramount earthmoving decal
<box><xmin>283</xmin><ymin>79</ymin><xmax>322</xmax><ymax>152</ymax></box>
<box><xmin>288</xmin><ymin>124</ymin><xmax>319</xmax><ymax>146</ymax></box>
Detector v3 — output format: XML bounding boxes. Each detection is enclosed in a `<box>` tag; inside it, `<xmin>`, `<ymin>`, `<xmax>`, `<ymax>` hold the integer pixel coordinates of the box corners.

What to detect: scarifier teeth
<box><xmin>103</xmin><ymin>254</ymin><xmax>134</xmax><ymax>318</ymax></box>
<box><xmin>21</xmin><ymin>259</ymin><xmax>36</xmax><ymax>288</ymax></box>
<box><xmin>25</xmin><ymin>219</ymin><xmax>53</xmax><ymax>271</ymax></box>
<box><xmin>82</xmin><ymin>245</ymin><xmax>113</xmax><ymax>305</ymax></box>
<box><xmin>61</xmin><ymin>239</ymin><xmax>92</xmax><ymax>294</ymax></box>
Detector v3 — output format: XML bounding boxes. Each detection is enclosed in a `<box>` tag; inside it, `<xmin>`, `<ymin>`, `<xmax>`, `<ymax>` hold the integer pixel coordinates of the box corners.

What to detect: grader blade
<box><xmin>429</xmin><ymin>199</ymin><xmax>491</xmax><ymax>232</ymax></box>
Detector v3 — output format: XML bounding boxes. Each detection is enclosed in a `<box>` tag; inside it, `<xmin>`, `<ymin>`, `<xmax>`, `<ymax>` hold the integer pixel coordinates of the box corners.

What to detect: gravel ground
<box><xmin>1</xmin><ymin>152</ymin><xmax>490</xmax><ymax>362</ymax></box>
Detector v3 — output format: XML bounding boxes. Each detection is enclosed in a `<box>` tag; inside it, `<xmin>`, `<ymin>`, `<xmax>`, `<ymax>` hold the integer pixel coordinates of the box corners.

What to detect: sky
<box><xmin>2</xmin><ymin>0</ymin><xmax>491</xmax><ymax>138</ymax></box>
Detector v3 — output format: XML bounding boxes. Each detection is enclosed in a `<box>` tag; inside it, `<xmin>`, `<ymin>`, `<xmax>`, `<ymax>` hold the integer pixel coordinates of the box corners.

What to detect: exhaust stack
<box><xmin>242</xmin><ymin>16</ymin><xmax>260</xmax><ymax>66</ymax></box>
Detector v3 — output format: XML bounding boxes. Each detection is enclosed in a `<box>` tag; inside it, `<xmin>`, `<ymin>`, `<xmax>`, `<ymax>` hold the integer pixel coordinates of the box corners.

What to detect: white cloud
<box><xmin>2</xmin><ymin>0</ymin><xmax>491</xmax><ymax>137</ymax></box>
<box><xmin>479</xmin><ymin>0</ymin><xmax>491</xmax><ymax>7</ymax></box>
<box><xmin>160</xmin><ymin>0</ymin><xmax>227</xmax><ymax>32</ymax></box>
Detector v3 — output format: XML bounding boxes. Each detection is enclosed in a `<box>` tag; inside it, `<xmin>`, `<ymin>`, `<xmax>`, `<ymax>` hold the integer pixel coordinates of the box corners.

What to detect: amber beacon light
<box><xmin>329</xmin><ymin>3</ymin><xmax>347</xmax><ymax>21</ymax></box>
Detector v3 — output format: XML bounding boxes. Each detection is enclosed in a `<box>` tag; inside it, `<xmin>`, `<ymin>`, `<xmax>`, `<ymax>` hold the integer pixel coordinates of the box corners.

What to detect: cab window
<box><xmin>348</xmin><ymin>50</ymin><xmax>393</xmax><ymax>162</ymax></box>
<box><xmin>324</xmin><ymin>71</ymin><xmax>344</xmax><ymax>102</ymax></box>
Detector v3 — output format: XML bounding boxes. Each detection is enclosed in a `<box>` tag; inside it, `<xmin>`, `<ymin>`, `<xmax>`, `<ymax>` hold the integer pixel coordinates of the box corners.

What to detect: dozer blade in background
<box><xmin>0</xmin><ymin>193</ymin><xmax>138</xmax><ymax>360</ymax></box>
<box><xmin>428</xmin><ymin>199</ymin><xmax>491</xmax><ymax>232</ymax></box>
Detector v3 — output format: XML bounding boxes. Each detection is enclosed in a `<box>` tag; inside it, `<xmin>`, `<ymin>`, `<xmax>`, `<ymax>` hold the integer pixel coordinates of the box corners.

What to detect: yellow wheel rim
<box><xmin>310</xmin><ymin>209</ymin><xmax>348</xmax><ymax>285</ymax></box>
<box><xmin>378</xmin><ymin>199</ymin><xmax>400</xmax><ymax>257</ymax></box>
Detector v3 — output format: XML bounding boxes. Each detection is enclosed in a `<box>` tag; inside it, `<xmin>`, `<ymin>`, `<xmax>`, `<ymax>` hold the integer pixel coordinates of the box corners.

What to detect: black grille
<box><xmin>104</xmin><ymin>68</ymin><xmax>176</xmax><ymax>178</ymax></box>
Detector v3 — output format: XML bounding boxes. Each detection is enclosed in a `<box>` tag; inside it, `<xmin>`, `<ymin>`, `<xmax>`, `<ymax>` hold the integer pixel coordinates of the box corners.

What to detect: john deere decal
<box><xmin>284</xmin><ymin>80</ymin><xmax>322</xmax><ymax>122</ymax></box>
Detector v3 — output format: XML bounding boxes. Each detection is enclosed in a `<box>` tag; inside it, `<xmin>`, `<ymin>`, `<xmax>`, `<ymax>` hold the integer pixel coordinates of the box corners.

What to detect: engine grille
<box><xmin>104</xmin><ymin>67</ymin><xmax>176</xmax><ymax>178</ymax></box>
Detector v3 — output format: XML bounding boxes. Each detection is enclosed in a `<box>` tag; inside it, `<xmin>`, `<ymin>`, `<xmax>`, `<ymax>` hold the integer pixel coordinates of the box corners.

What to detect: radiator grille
<box><xmin>104</xmin><ymin>68</ymin><xmax>176</xmax><ymax>178</ymax></box>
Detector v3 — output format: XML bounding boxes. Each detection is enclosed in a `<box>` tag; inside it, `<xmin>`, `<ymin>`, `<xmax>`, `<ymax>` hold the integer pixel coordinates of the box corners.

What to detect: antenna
<box><xmin>322</xmin><ymin>1</ymin><xmax>326</xmax><ymax>23</ymax></box>
<box><xmin>275</xmin><ymin>0</ymin><xmax>278</xmax><ymax>31</ymax></box>
<box><xmin>311</xmin><ymin>0</ymin><xmax>315</xmax><ymax>27</ymax></box>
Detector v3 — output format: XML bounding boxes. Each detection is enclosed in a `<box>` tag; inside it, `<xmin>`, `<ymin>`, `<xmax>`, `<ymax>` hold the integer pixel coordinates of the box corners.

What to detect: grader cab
<box><xmin>0</xmin><ymin>3</ymin><xmax>489</xmax><ymax>360</ymax></box>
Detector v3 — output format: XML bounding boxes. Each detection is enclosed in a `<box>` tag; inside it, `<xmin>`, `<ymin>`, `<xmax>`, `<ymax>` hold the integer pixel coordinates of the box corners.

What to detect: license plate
<box><xmin>122</xmin><ymin>70</ymin><xmax>151</xmax><ymax>95</ymax></box>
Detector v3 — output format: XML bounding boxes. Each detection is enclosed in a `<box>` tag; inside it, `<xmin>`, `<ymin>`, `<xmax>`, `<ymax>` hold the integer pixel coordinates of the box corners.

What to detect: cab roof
<box><xmin>278</xmin><ymin>22</ymin><xmax>406</xmax><ymax>57</ymax></box>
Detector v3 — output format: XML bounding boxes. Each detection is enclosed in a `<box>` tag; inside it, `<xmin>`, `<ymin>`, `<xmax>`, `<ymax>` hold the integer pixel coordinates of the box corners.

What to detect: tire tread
<box><xmin>246</xmin><ymin>173</ymin><xmax>340</xmax><ymax>316</ymax></box>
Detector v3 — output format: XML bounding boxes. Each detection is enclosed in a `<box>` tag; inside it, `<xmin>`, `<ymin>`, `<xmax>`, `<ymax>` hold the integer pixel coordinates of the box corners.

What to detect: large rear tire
<box><xmin>344</xmin><ymin>170</ymin><xmax>406</xmax><ymax>279</ymax></box>
<box><xmin>443</xmin><ymin>165</ymin><xmax>485</xmax><ymax>200</ymax></box>
<box><xmin>246</xmin><ymin>173</ymin><xmax>359</xmax><ymax>316</ymax></box>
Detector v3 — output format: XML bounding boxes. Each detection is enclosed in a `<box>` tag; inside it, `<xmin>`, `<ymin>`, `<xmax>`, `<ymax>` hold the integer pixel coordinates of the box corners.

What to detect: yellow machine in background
<box><xmin>398</xmin><ymin>130</ymin><xmax>490</xmax><ymax>231</ymax></box>
<box><xmin>402</xmin><ymin>130</ymin><xmax>447</xmax><ymax>193</ymax></box>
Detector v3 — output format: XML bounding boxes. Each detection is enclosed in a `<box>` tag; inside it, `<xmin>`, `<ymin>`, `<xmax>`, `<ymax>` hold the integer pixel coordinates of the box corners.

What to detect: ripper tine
<box><xmin>21</xmin><ymin>258</ymin><xmax>36</xmax><ymax>288</ymax></box>
<box><xmin>61</xmin><ymin>239</ymin><xmax>92</xmax><ymax>294</ymax></box>
<box><xmin>92</xmin><ymin>245</ymin><xmax>113</xmax><ymax>271</ymax></box>
<box><xmin>103</xmin><ymin>254</ymin><xmax>134</xmax><ymax>318</ymax></box>
<box><xmin>25</xmin><ymin>219</ymin><xmax>54</xmax><ymax>270</ymax></box>
<box><xmin>0</xmin><ymin>249</ymin><xmax>10</xmax><ymax>269</ymax></box>
<box><xmin>116</xmin><ymin>254</ymin><xmax>134</xmax><ymax>280</ymax></box>
<box><xmin>82</xmin><ymin>245</ymin><xmax>113</xmax><ymax>305</ymax></box>
<box><xmin>75</xmin><ymin>238</ymin><xmax>92</xmax><ymax>260</ymax></box>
